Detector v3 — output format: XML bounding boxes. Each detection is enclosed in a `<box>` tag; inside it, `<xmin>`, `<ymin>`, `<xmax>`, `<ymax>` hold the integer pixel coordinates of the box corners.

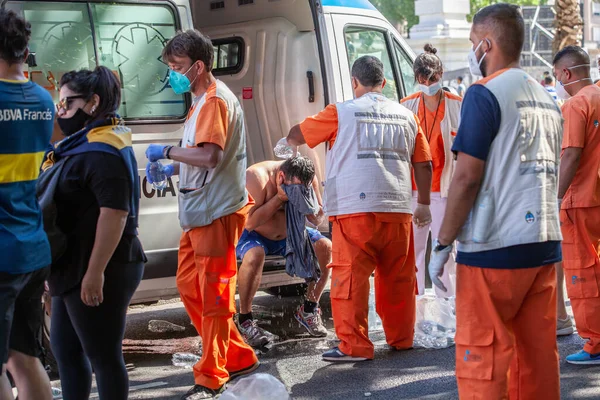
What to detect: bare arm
<box><xmin>558</xmin><ymin>147</ymin><xmax>583</xmax><ymax>199</ymax></box>
<box><xmin>437</xmin><ymin>153</ymin><xmax>485</xmax><ymax>245</ymax></box>
<box><xmin>245</xmin><ymin>171</ymin><xmax>284</xmax><ymax>232</ymax></box>
<box><xmin>413</xmin><ymin>161</ymin><xmax>432</xmax><ymax>205</ymax></box>
<box><xmin>287</xmin><ymin>124</ymin><xmax>307</xmax><ymax>146</ymax></box>
<box><xmin>307</xmin><ymin>176</ymin><xmax>325</xmax><ymax>226</ymax></box>
<box><xmin>168</xmin><ymin>143</ymin><xmax>223</xmax><ymax>169</ymax></box>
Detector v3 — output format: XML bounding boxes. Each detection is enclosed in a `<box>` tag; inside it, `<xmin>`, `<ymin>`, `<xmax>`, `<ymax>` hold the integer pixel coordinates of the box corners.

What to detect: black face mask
<box><xmin>57</xmin><ymin>108</ymin><xmax>92</xmax><ymax>136</ymax></box>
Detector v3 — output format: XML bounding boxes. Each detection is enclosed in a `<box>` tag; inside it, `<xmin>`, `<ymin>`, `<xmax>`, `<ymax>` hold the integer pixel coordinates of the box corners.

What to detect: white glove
<box><xmin>429</xmin><ymin>239</ymin><xmax>453</xmax><ymax>293</ymax></box>
<box><xmin>413</xmin><ymin>203</ymin><xmax>432</xmax><ymax>227</ymax></box>
<box><xmin>274</xmin><ymin>137</ymin><xmax>298</xmax><ymax>159</ymax></box>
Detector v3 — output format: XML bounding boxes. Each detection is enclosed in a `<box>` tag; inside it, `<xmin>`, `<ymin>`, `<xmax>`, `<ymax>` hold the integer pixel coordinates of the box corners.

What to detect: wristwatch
<box><xmin>434</xmin><ymin>240</ymin><xmax>450</xmax><ymax>252</ymax></box>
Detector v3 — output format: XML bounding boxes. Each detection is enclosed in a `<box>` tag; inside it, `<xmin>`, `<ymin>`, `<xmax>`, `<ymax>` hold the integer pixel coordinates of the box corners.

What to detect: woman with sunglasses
<box><xmin>400</xmin><ymin>44</ymin><xmax>462</xmax><ymax>297</ymax></box>
<box><xmin>42</xmin><ymin>66</ymin><xmax>145</xmax><ymax>400</ymax></box>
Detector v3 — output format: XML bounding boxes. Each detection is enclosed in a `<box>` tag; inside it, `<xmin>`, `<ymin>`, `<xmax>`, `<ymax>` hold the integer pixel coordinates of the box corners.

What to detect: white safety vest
<box><xmin>401</xmin><ymin>91</ymin><xmax>462</xmax><ymax>198</ymax></box>
<box><xmin>178</xmin><ymin>80</ymin><xmax>248</xmax><ymax>230</ymax></box>
<box><xmin>457</xmin><ymin>69</ymin><xmax>563</xmax><ymax>253</ymax></box>
<box><xmin>324</xmin><ymin>92</ymin><xmax>420</xmax><ymax>216</ymax></box>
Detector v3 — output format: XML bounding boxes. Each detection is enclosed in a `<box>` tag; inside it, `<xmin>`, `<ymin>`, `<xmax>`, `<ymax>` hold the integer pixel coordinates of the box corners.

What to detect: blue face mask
<box><xmin>169</xmin><ymin>62</ymin><xmax>198</xmax><ymax>95</ymax></box>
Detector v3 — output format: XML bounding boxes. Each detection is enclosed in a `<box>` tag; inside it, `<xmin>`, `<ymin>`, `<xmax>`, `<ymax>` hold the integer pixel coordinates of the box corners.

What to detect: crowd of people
<box><xmin>1</xmin><ymin>2</ymin><xmax>600</xmax><ymax>400</ymax></box>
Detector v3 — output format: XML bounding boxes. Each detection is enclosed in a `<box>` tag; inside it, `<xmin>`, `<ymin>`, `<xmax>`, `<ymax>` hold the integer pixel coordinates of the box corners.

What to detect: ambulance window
<box><xmin>90</xmin><ymin>3</ymin><xmax>185</xmax><ymax>120</ymax></box>
<box><xmin>212</xmin><ymin>38</ymin><xmax>244</xmax><ymax>76</ymax></box>
<box><xmin>344</xmin><ymin>27</ymin><xmax>399</xmax><ymax>101</ymax></box>
<box><xmin>5</xmin><ymin>1</ymin><xmax>186</xmax><ymax>121</ymax></box>
<box><xmin>5</xmin><ymin>1</ymin><xmax>96</xmax><ymax>100</ymax></box>
<box><xmin>394</xmin><ymin>41</ymin><xmax>418</xmax><ymax>96</ymax></box>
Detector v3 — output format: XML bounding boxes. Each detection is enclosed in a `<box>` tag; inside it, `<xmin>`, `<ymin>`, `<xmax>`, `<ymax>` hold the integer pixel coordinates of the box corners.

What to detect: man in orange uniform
<box><xmin>429</xmin><ymin>4</ymin><xmax>562</xmax><ymax>398</ymax></box>
<box><xmin>145</xmin><ymin>30</ymin><xmax>258</xmax><ymax>399</ymax></box>
<box><xmin>283</xmin><ymin>55</ymin><xmax>433</xmax><ymax>361</ymax></box>
<box><xmin>553</xmin><ymin>45</ymin><xmax>600</xmax><ymax>365</ymax></box>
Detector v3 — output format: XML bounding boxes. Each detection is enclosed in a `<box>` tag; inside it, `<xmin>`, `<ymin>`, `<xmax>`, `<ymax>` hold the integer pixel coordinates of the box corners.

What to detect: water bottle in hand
<box><xmin>274</xmin><ymin>137</ymin><xmax>297</xmax><ymax>159</ymax></box>
<box><xmin>148</xmin><ymin>161</ymin><xmax>167</xmax><ymax>190</ymax></box>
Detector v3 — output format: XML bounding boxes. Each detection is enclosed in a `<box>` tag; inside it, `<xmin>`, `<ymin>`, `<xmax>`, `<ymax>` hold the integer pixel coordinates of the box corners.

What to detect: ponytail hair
<box><xmin>59</xmin><ymin>66</ymin><xmax>121</xmax><ymax>123</ymax></box>
<box><xmin>413</xmin><ymin>43</ymin><xmax>443</xmax><ymax>82</ymax></box>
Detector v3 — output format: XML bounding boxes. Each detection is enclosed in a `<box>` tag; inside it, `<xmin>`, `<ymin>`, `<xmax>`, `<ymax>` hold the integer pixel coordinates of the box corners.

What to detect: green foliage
<box><xmin>467</xmin><ymin>0</ymin><xmax>547</xmax><ymax>22</ymax></box>
<box><xmin>370</xmin><ymin>0</ymin><xmax>548</xmax><ymax>33</ymax></box>
<box><xmin>370</xmin><ymin>0</ymin><xmax>419</xmax><ymax>31</ymax></box>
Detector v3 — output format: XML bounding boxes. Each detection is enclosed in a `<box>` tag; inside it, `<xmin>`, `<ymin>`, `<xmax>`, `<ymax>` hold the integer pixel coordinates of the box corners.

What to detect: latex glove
<box><xmin>146</xmin><ymin>162</ymin><xmax>174</xmax><ymax>184</ymax></box>
<box><xmin>274</xmin><ymin>137</ymin><xmax>298</xmax><ymax>159</ymax></box>
<box><xmin>429</xmin><ymin>239</ymin><xmax>453</xmax><ymax>293</ymax></box>
<box><xmin>413</xmin><ymin>203</ymin><xmax>432</xmax><ymax>227</ymax></box>
<box><xmin>146</xmin><ymin>144</ymin><xmax>168</xmax><ymax>162</ymax></box>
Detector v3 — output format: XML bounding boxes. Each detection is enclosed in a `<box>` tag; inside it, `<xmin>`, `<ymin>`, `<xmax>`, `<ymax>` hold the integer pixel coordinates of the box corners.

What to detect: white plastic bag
<box><xmin>220</xmin><ymin>374</ymin><xmax>290</xmax><ymax>400</ymax></box>
<box><xmin>221</xmin><ymin>374</ymin><xmax>289</xmax><ymax>400</ymax></box>
<box><xmin>413</xmin><ymin>294</ymin><xmax>456</xmax><ymax>349</ymax></box>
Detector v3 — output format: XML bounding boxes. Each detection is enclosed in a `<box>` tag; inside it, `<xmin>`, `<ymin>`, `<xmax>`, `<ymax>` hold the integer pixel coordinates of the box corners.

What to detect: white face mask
<box><xmin>468</xmin><ymin>39</ymin><xmax>488</xmax><ymax>77</ymax></box>
<box><xmin>556</xmin><ymin>64</ymin><xmax>593</xmax><ymax>100</ymax></box>
<box><xmin>419</xmin><ymin>81</ymin><xmax>442</xmax><ymax>97</ymax></box>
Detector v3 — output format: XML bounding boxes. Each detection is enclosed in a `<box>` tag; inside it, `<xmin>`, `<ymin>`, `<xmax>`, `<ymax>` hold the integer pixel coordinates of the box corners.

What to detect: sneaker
<box><xmin>180</xmin><ymin>384</ymin><xmax>224</xmax><ymax>399</ymax></box>
<box><xmin>228</xmin><ymin>361</ymin><xmax>260</xmax><ymax>381</ymax></box>
<box><xmin>238</xmin><ymin>319</ymin><xmax>270</xmax><ymax>348</ymax></box>
<box><xmin>295</xmin><ymin>305</ymin><xmax>328</xmax><ymax>337</ymax></box>
<box><xmin>566</xmin><ymin>350</ymin><xmax>600</xmax><ymax>365</ymax></box>
<box><xmin>322</xmin><ymin>346</ymin><xmax>367</xmax><ymax>362</ymax></box>
<box><xmin>557</xmin><ymin>317</ymin><xmax>575</xmax><ymax>336</ymax></box>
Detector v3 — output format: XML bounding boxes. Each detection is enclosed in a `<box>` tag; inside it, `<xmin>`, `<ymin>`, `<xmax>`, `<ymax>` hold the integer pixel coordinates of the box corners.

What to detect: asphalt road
<box><xmin>50</xmin><ymin>292</ymin><xmax>600</xmax><ymax>400</ymax></box>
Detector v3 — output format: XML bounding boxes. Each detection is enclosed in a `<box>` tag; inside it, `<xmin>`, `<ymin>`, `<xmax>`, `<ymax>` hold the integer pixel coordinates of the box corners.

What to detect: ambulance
<box><xmin>5</xmin><ymin>0</ymin><xmax>418</xmax><ymax>301</ymax></box>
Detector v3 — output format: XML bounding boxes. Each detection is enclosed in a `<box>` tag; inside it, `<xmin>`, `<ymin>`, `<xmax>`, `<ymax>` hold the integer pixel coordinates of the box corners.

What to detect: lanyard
<box><xmin>421</xmin><ymin>92</ymin><xmax>443</xmax><ymax>142</ymax></box>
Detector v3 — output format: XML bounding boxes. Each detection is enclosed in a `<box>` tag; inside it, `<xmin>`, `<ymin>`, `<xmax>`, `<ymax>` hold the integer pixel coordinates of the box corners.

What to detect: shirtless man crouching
<box><xmin>236</xmin><ymin>156</ymin><xmax>332</xmax><ymax>346</ymax></box>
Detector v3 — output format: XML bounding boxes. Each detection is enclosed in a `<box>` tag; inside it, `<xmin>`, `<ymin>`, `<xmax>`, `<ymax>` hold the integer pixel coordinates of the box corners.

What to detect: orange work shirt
<box><xmin>188</xmin><ymin>82</ymin><xmax>229</xmax><ymax>149</ymax></box>
<box><xmin>299</xmin><ymin>102</ymin><xmax>432</xmax><ymax>222</ymax></box>
<box><xmin>410</xmin><ymin>98</ymin><xmax>445</xmax><ymax>192</ymax></box>
<box><xmin>561</xmin><ymin>84</ymin><xmax>600</xmax><ymax>208</ymax></box>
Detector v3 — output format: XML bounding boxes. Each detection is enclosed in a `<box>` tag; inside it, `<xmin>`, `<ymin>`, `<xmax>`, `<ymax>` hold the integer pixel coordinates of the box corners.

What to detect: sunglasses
<box><xmin>55</xmin><ymin>95</ymin><xmax>87</xmax><ymax>113</ymax></box>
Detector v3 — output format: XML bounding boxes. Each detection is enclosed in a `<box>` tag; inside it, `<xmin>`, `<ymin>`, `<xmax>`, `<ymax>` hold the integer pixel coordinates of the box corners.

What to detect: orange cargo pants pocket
<box><xmin>330</xmin><ymin>265</ymin><xmax>352</xmax><ymax>300</ymax></box>
<box><xmin>455</xmin><ymin>324</ymin><xmax>494</xmax><ymax>381</ymax></box>
<box><xmin>563</xmin><ymin>260</ymin><xmax>600</xmax><ymax>299</ymax></box>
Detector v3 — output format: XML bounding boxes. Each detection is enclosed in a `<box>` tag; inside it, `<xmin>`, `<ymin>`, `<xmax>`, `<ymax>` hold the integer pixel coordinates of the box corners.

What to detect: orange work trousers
<box><xmin>455</xmin><ymin>264</ymin><xmax>559</xmax><ymax>400</ymax></box>
<box><xmin>560</xmin><ymin>207</ymin><xmax>600</xmax><ymax>354</ymax></box>
<box><xmin>177</xmin><ymin>206</ymin><xmax>258</xmax><ymax>390</ymax></box>
<box><xmin>330</xmin><ymin>213</ymin><xmax>416</xmax><ymax>359</ymax></box>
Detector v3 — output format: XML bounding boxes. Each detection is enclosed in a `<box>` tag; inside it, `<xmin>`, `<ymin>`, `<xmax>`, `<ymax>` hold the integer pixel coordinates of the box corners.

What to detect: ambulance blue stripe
<box><xmin>321</xmin><ymin>0</ymin><xmax>377</xmax><ymax>10</ymax></box>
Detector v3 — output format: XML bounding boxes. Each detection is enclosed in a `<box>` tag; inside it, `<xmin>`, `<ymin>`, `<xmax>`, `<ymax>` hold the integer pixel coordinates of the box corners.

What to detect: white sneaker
<box><xmin>238</xmin><ymin>319</ymin><xmax>270</xmax><ymax>347</ymax></box>
<box><xmin>557</xmin><ymin>317</ymin><xmax>574</xmax><ymax>336</ymax></box>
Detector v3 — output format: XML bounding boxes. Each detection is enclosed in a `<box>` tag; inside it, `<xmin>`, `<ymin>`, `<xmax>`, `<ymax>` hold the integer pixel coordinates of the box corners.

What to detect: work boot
<box><xmin>295</xmin><ymin>305</ymin><xmax>328</xmax><ymax>337</ymax></box>
<box><xmin>228</xmin><ymin>361</ymin><xmax>260</xmax><ymax>382</ymax></box>
<box><xmin>238</xmin><ymin>319</ymin><xmax>270</xmax><ymax>348</ymax></box>
<box><xmin>180</xmin><ymin>384</ymin><xmax>224</xmax><ymax>399</ymax></box>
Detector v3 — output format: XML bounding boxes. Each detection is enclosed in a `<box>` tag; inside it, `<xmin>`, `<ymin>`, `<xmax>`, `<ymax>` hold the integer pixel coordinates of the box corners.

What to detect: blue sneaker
<box><xmin>322</xmin><ymin>346</ymin><xmax>367</xmax><ymax>362</ymax></box>
<box><xmin>566</xmin><ymin>350</ymin><xmax>600</xmax><ymax>365</ymax></box>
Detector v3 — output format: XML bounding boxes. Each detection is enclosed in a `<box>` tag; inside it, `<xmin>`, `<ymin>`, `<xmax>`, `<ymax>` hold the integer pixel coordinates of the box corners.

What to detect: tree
<box><xmin>552</xmin><ymin>0</ymin><xmax>582</xmax><ymax>54</ymax></box>
<box><xmin>370</xmin><ymin>0</ymin><xmax>419</xmax><ymax>33</ymax></box>
<box><xmin>370</xmin><ymin>0</ymin><xmax>548</xmax><ymax>35</ymax></box>
<box><xmin>467</xmin><ymin>0</ymin><xmax>547</xmax><ymax>22</ymax></box>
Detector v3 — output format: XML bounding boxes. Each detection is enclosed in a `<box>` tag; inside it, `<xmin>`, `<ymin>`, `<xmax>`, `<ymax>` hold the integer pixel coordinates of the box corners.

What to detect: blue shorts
<box><xmin>236</xmin><ymin>228</ymin><xmax>326</xmax><ymax>260</ymax></box>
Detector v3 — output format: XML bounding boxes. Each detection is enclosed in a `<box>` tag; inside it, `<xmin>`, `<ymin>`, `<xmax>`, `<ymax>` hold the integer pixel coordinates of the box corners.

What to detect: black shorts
<box><xmin>0</xmin><ymin>266</ymin><xmax>49</xmax><ymax>365</ymax></box>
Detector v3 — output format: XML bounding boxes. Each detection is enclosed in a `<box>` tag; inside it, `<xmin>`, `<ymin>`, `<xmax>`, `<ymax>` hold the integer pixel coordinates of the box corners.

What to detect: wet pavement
<box><xmin>51</xmin><ymin>292</ymin><xmax>600</xmax><ymax>399</ymax></box>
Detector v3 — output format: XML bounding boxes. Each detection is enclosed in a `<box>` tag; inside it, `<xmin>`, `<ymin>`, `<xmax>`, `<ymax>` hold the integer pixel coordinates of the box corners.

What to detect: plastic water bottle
<box><xmin>368</xmin><ymin>277</ymin><xmax>383</xmax><ymax>332</ymax></box>
<box><xmin>148</xmin><ymin>161</ymin><xmax>167</xmax><ymax>190</ymax></box>
<box><xmin>274</xmin><ymin>137</ymin><xmax>296</xmax><ymax>159</ymax></box>
<box><xmin>172</xmin><ymin>353</ymin><xmax>201</xmax><ymax>368</ymax></box>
